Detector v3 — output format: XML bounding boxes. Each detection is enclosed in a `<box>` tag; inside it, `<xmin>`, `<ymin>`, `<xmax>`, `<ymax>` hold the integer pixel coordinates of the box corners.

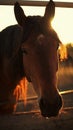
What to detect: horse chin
<box><xmin>39</xmin><ymin>95</ymin><xmax>62</xmax><ymax>117</ymax></box>
<box><xmin>40</xmin><ymin>107</ymin><xmax>60</xmax><ymax>118</ymax></box>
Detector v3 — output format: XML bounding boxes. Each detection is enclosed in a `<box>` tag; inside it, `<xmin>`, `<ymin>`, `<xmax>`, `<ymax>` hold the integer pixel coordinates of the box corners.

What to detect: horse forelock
<box><xmin>21</xmin><ymin>15</ymin><xmax>61</xmax><ymax>46</ymax></box>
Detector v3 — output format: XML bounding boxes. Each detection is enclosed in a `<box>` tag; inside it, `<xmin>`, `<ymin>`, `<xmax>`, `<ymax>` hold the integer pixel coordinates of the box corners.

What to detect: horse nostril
<box><xmin>39</xmin><ymin>95</ymin><xmax>62</xmax><ymax>117</ymax></box>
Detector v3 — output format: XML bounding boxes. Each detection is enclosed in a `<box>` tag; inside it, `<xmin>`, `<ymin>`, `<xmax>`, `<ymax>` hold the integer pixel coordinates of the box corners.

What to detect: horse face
<box><xmin>22</xmin><ymin>33</ymin><xmax>62</xmax><ymax>117</ymax></box>
<box><xmin>14</xmin><ymin>0</ymin><xmax>62</xmax><ymax>117</ymax></box>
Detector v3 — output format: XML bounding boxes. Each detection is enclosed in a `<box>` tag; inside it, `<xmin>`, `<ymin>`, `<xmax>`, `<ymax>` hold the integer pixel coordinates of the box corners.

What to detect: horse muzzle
<box><xmin>39</xmin><ymin>95</ymin><xmax>62</xmax><ymax>117</ymax></box>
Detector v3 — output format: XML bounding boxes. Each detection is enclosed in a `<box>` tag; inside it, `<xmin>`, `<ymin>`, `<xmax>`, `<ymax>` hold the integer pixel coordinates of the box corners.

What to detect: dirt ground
<box><xmin>0</xmin><ymin>88</ymin><xmax>73</xmax><ymax>130</ymax></box>
<box><xmin>0</xmin><ymin>100</ymin><xmax>73</xmax><ymax>130</ymax></box>
<box><xmin>0</xmin><ymin>112</ymin><xmax>73</xmax><ymax>130</ymax></box>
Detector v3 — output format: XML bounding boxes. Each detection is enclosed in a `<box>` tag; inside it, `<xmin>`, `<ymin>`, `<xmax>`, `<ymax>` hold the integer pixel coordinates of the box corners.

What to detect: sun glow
<box><xmin>59</xmin><ymin>44</ymin><xmax>68</xmax><ymax>61</ymax></box>
<box><xmin>0</xmin><ymin>5</ymin><xmax>73</xmax><ymax>45</ymax></box>
<box><xmin>52</xmin><ymin>8</ymin><xmax>73</xmax><ymax>44</ymax></box>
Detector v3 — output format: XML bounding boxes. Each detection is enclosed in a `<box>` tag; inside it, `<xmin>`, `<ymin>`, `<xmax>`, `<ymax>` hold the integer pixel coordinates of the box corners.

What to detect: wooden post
<box><xmin>0</xmin><ymin>0</ymin><xmax>73</xmax><ymax>8</ymax></box>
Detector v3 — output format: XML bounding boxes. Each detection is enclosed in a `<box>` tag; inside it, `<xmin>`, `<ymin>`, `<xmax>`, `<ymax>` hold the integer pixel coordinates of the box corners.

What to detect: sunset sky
<box><xmin>0</xmin><ymin>0</ymin><xmax>73</xmax><ymax>44</ymax></box>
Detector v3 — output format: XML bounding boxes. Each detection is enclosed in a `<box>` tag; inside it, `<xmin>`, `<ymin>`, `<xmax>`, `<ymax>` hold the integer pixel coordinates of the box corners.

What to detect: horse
<box><xmin>0</xmin><ymin>0</ymin><xmax>62</xmax><ymax>117</ymax></box>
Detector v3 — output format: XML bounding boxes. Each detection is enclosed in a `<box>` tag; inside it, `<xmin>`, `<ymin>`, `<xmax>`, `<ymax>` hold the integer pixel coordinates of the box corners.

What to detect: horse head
<box><xmin>14</xmin><ymin>0</ymin><xmax>62</xmax><ymax>117</ymax></box>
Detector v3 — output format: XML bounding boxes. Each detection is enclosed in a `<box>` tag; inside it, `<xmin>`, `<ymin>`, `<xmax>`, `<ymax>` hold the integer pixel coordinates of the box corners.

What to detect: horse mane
<box><xmin>0</xmin><ymin>25</ymin><xmax>25</xmax><ymax>91</ymax></box>
<box><xmin>0</xmin><ymin>25</ymin><xmax>22</xmax><ymax>58</ymax></box>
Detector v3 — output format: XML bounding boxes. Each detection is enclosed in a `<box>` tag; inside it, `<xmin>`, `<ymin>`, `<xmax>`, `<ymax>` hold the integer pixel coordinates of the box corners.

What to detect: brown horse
<box><xmin>0</xmin><ymin>0</ymin><xmax>62</xmax><ymax>117</ymax></box>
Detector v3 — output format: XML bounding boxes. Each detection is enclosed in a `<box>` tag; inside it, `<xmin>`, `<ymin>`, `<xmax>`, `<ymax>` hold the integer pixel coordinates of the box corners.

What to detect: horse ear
<box><xmin>14</xmin><ymin>2</ymin><xmax>26</xmax><ymax>26</ymax></box>
<box><xmin>44</xmin><ymin>0</ymin><xmax>55</xmax><ymax>23</ymax></box>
